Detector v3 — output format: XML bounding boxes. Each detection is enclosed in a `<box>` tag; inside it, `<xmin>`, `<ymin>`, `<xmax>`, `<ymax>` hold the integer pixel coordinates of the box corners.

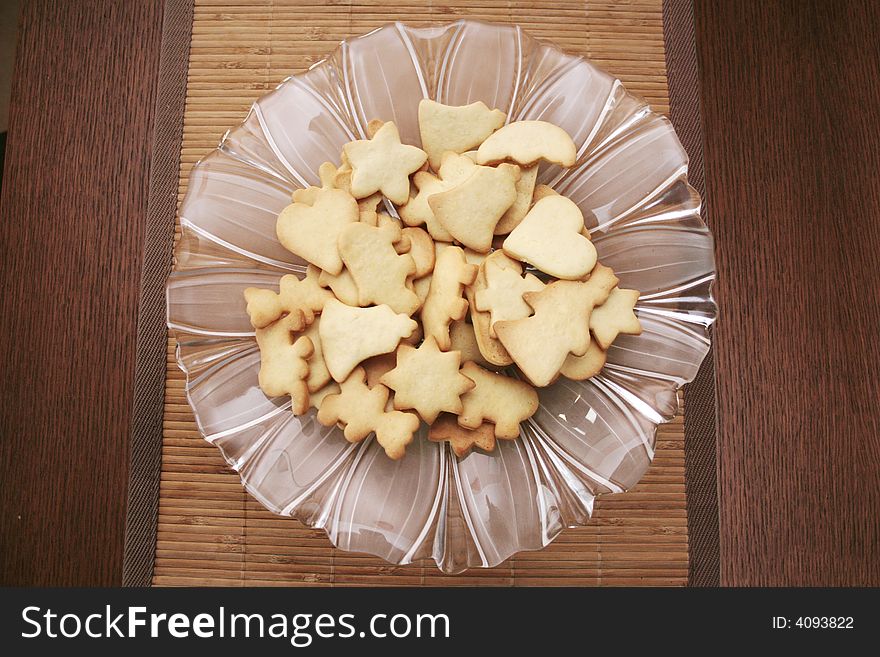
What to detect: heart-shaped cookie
<box><xmin>502</xmin><ymin>195</ymin><xmax>597</xmax><ymax>280</ymax></box>
<box><xmin>276</xmin><ymin>170</ymin><xmax>358</xmax><ymax>275</ymax></box>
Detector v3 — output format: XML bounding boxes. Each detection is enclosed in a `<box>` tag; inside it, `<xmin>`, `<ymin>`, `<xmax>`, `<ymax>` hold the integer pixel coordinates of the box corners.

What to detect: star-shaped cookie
<box><xmin>343</xmin><ymin>121</ymin><xmax>427</xmax><ymax>204</ymax></box>
<box><xmin>428</xmin><ymin>413</ymin><xmax>496</xmax><ymax>458</ymax></box>
<box><xmin>380</xmin><ymin>336</ymin><xmax>475</xmax><ymax>423</ymax></box>
<box><xmin>589</xmin><ymin>287</ymin><xmax>642</xmax><ymax>349</ymax></box>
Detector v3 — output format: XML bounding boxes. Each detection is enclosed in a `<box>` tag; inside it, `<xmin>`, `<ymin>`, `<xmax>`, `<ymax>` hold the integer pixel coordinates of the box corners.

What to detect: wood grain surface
<box><xmin>1</xmin><ymin>0</ymin><xmax>878</xmax><ymax>586</ymax></box>
<box><xmin>694</xmin><ymin>0</ymin><xmax>880</xmax><ymax>585</ymax></box>
<box><xmin>0</xmin><ymin>0</ymin><xmax>164</xmax><ymax>586</ymax></box>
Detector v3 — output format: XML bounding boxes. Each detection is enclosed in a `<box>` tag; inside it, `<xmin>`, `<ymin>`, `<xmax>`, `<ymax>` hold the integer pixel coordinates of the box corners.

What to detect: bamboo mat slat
<box><xmin>157</xmin><ymin>0</ymin><xmax>683</xmax><ymax>586</ymax></box>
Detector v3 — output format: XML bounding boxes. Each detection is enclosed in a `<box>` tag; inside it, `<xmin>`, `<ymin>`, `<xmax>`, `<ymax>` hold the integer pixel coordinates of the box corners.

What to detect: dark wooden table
<box><xmin>1</xmin><ymin>0</ymin><xmax>878</xmax><ymax>586</ymax></box>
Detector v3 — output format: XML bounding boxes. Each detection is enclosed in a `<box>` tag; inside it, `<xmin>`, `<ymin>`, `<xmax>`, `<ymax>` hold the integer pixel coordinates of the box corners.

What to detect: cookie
<box><xmin>374</xmin><ymin>213</ymin><xmax>411</xmax><ymax>255</ymax></box>
<box><xmin>428</xmin><ymin>163</ymin><xmax>520</xmax><ymax>252</ymax></box>
<box><xmin>529</xmin><ymin>185</ymin><xmax>591</xmax><ymax>239</ymax></box>
<box><xmin>255</xmin><ymin>313</ymin><xmax>314</xmax><ymax>414</ymax></box>
<box><xmin>360</xmin><ymin>351</ymin><xmax>399</xmax><ymax>412</ymax></box>
<box><xmin>433</xmin><ymin>240</ymin><xmax>452</xmax><ymax>260</ymax></box>
<box><xmin>461</xmin><ymin>246</ymin><xmax>488</xmax><ymax>267</ymax></box>
<box><xmin>359</xmin><ymin>207</ymin><xmax>402</xmax><ymax>229</ymax></box>
<box><xmin>318</xmin><ymin>299</ymin><xmax>418</xmax><ymax>382</ymax></box>
<box><xmin>428</xmin><ymin>413</ymin><xmax>496</xmax><ymax>458</ymax></box>
<box><xmin>474</xmin><ymin>257</ymin><xmax>545</xmax><ymax>337</ymax></box>
<box><xmin>411</xmin><ymin>273</ymin><xmax>432</xmax><ymax>308</ymax></box>
<box><xmin>401</xmin><ymin>226</ymin><xmax>435</xmax><ymax>278</ymax></box>
<box><xmin>448</xmin><ymin>320</ymin><xmax>497</xmax><ymax>370</ymax></box>
<box><xmin>323</xmin><ymin>160</ymin><xmax>344</xmax><ymax>182</ymax></box>
<box><xmin>417</xmin><ymin>99</ymin><xmax>506</xmax><ymax>170</ymax></box>
<box><xmin>559</xmin><ymin>338</ymin><xmax>606</xmax><ymax>380</ymax></box>
<box><xmin>317</xmin><ymin>367</ymin><xmax>420</xmax><ymax>460</ymax></box>
<box><xmin>358</xmin><ymin>191</ymin><xmax>383</xmax><ymax>214</ymax></box>
<box><xmin>466</xmin><ymin>297</ymin><xmax>511</xmax><ymax>367</ymax></box>
<box><xmin>276</xmin><ymin>167</ymin><xmax>358</xmax><ymax>275</ymax></box>
<box><xmin>342</xmin><ymin>121</ymin><xmax>427</xmax><ymax>204</ymax></box>
<box><xmin>589</xmin><ymin>287</ymin><xmax>642</xmax><ymax>349</ymax></box>
<box><xmin>318</xmin><ymin>267</ymin><xmax>359</xmax><ymax>306</ymax></box>
<box><xmin>401</xmin><ymin>322</ymin><xmax>424</xmax><ymax>347</ymax></box>
<box><xmin>421</xmin><ymin>246</ymin><xmax>478</xmax><ymax>350</ymax></box>
<box><xmin>457</xmin><ymin>361</ymin><xmax>539</xmax><ymax>438</ymax></box>
<box><xmin>378</xmin><ymin>211</ymin><xmax>404</xmax><ymax>230</ymax></box>
<box><xmin>333</xmin><ymin>156</ymin><xmax>353</xmax><ymax>194</ymax></box>
<box><xmin>309</xmin><ymin>381</ymin><xmax>340</xmax><ymax>411</ymax></box>
<box><xmin>290</xmin><ymin>185</ymin><xmax>319</xmax><ymax>205</ymax></box>
<box><xmin>437</xmin><ymin>149</ymin><xmax>479</xmax><ymax>180</ymax></box>
<box><xmin>399</xmin><ymin>152</ymin><xmax>476</xmax><ymax>241</ymax></box>
<box><xmin>476</xmin><ymin>120</ymin><xmax>577</xmax><ymax>167</ymax></box>
<box><xmin>494</xmin><ymin>164</ymin><xmax>538</xmax><ymax>235</ymax></box>
<box><xmin>482</xmin><ymin>249</ymin><xmax>524</xmax><ymax>273</ymax></box>
<box><xmin>338</xmin><ymin>222</ymin><xmax>420</xmax><ymax>315</ymax></box>
<box><xmin>243</xmin><ymin>265</ymin><xmax>334</xmax><ymax>329</ymax></box>
<box><xmin>465</xmin><ymin>284</ymin><xmax>511</xmax><ymax>366</ymax></box>
<box><xmin>399</xmin><ymin>171</ymin><xmax>453</xmax><ymax>241</ymax></box>
<box><xmin>285</xmin><ymin>161</ymin><xmax>341</xmax><ymax>202</ymax></box>
<box><xmin>358</xmin><ymin>208</ymin><xmax>379</xmax><ymax>226</ymax></box>
<box><xmin>361</xmin><ymin>351</ymin><xmax>397</xmax><ymax>388</ymax></box>
<box><xmin>380</xmin><ymin>336</ymin><xmax>475</xmax><ymax>423</ymax></box>
<box><xmin>366</xmin><ymin>118</ymin><xmax>385</xmax><ymax>138</ymax></box>
<box><xmin>531</xmin><ymin>183</ymin><xmax>558</xmax><ymax>203</ymax></box>
<box><xmin>493</xmin><ymin>265</ymin><xmax>618</xmax><ymax>386</ymax></box>
<box><xmin>463</xmin><ymin>251</ymin><xmax>521</xmax><ymax>366</ymax></box>
<box><xmin>297</xmin><ymin>316</ymin><xmax>331</xmax><ymax>393</ymax></box>
<box><xmin>502</xmin><ymin>195</ymin><xmax>597</xmax><ymax>280</ymax></box>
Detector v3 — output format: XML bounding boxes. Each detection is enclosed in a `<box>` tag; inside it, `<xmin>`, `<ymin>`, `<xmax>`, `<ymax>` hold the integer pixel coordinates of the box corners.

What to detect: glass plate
<box><xmin>166</xmin><ymin>20</ymin><xmax>716</xmax><ymax>574</ymax></box>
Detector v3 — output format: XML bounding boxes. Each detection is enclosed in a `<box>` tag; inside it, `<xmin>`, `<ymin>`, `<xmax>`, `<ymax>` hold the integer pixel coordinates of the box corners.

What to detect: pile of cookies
<box><xmin>243</xmin><ymin>100</ymin><xmax>642</xmax><ymax>460</ymax></box>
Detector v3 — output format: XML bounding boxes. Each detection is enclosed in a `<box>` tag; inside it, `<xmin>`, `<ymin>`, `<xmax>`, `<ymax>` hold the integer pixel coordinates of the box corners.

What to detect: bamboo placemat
<box><xmin>152</xmin><ymin>0</ymin><xmax>693</xmax><ymax>586</ymax></box>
